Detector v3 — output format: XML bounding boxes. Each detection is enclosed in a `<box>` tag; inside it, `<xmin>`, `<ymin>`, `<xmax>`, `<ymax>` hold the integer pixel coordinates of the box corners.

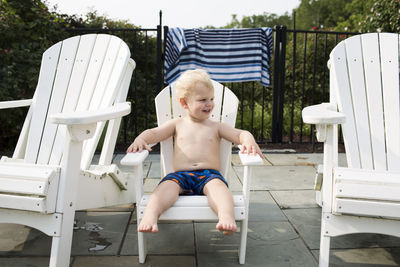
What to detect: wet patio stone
<box><xmin>120</xmin><ymin>222</ymin><xmax>195</xmax><ymax>255</ymax></box>
<box><xmin>0</xmin><ymin>257</ymin><xmax>62</xmax><ymax>267</ymax></box>
<box><xmin>72</xmin><ymin>255</ymin><xmax>196</xmax><ymax>267</ymax></box>
<box><xmin>270</xmin><ymin>189</ymin><xmax>319</xmax><ymax>209</ymax></box>
<box><xmin>311</xmin><ymin>247</ymin><xmax>400</xmax><ymax>267</ymax></box>
<box><xmin>233</xmin><ymin>165</ymin><xmax>316</xmax><ymax>190</ymax></box>
<box><xmin>284</xmin><ymin>208</ymin><xmax>400</xmax><ymax>250</ymax></box>
<box><xmin>195</xmin><ymin>221</ymin><xmax>317</xmax><ymax>267</ymax></box>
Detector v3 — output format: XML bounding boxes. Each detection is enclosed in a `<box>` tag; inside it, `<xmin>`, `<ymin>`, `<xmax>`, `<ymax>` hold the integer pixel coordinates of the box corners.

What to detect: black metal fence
<box><xmin>272</xmin><ymin>27</ymin><xmax>359</xmax><ymax>146</ymax></box>
<box><xmin>69</xmin><ymin>25</ymin><xmax>359</xmax><ymax>151</ymax></box>
<box><xmin>45</xmin><ymin>25</ymin><xmax>361</xmax><ymax>152</ymax></box>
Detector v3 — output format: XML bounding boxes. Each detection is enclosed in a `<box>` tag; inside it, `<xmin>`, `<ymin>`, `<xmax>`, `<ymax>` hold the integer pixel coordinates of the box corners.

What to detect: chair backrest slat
<box><xmin>25</xmin><ymin>42</ymin><xmax>62</xmax><ymax>163</ymax></box>
<box><xmin>380</xmin><ymin>33</ymin><xmax>400</xmax><ymax>171</ymax></box>
<box><xmin>36</xmin><ymin>36</ymin><xmax>80</xmax><ymax>165</ymax></box>
<box><xmin>155</xmin><ymin>86</ymin><xmax>174</xmax><ymax>176</ymax></box>
<box><xmin>361</xmin><ymin>33</ymin><xmax>386</xmax><ymax>171</ymax></box>
<box><xmin>331</xmin><ymin>42</ymin><xmax>360</xmax><ymax>168</ymax></box>
<box><xmin>345</xmin><ymin>35</ymin><xmax>373</xmax><ymax>169</ymax></box>
<box><xmin>331</xmin><ymin>33</ymin><xmax>400</xmax><ymax>171</ymax></box>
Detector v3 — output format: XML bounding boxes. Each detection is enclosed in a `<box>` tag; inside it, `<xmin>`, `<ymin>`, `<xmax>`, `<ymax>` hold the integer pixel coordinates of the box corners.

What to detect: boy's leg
<box><xmin>138</xmin><ymin>180</ymin><xmax>182</xmax><ymax>233</ymax></box>
<box><xmin>203</xmin><ymin>179</ymin><xmax>237</xmax><ymax>235</ymax></box>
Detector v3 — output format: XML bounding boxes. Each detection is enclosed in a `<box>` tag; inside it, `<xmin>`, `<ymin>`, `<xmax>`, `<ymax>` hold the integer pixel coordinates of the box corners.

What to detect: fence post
<box><xmin>272</xmin><ymin>25</ymin><xmax>287</xmax><ymax>143</ymax></box>
<box><xmin>156</xmin><ymin>25</ymin><xmax>162</xmax><ymax>93</ymax></box>
<box><xmin>278</xmin><ymin>26</ymin><xmax>287</xmax><ymax>143</ymax></box>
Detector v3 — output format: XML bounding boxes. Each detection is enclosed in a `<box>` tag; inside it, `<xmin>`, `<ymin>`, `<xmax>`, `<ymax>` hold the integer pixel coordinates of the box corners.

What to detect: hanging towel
<box><xmin>164</xmin><ymin>27</ymin><xmax>273</xmax><ymax>86</ymax></box>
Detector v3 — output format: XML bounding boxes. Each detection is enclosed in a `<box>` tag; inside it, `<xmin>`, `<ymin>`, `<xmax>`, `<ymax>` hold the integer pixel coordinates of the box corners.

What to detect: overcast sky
<box><xmin>45</xmin><ymin>0</ymin><xmax>300</xmax><ymax>29</ymax></box>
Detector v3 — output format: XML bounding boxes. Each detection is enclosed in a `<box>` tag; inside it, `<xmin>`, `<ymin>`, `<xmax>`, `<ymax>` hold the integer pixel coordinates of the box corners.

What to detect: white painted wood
<box><xmin>380</xmin><ymin>33</ymin><xmax>400</xmax><ymax>171</ymax></box>
<box><xmin>37</xmin><ymin>36</ymin><xmax>80</xmax><ymax>165</ymax></box>
<box><xmin>335</xmin><ymin>183</ymin><xmax>400</xmax><ymax>202</ymax></box>
<box><xmin>13</xmin><ymin>100</ymin><xmax>34</xmax><ymax>159</ymax></box>
<box><xmin>220</xmin><ymin>87</ymin><xmax>238</xmax><ymax>178</ymax></box>
<box><xmin>0</xmin><ymin>209</ymin><xmax>62</xmax><ymax>236</ymax></box>
<box><xmin>25</xmin><ymin>42</ymin><xmax>62</xmax><ymax>163</ymax></box>
<box><xmin>81</xmin><ymin>37</ymin><xmax>131</xmax><ymax>170</ymax></box>
<box><xmin>210</xmin><ymin>80</ymin><xmax>223</xmax><ymax>122</ymax></box>
<box><xmin>302</xmin><ymin>103</ymin><xmax>345</xmax><ymax>125</ymax></box>
<box><xmin>121</xmin><ymin>150</ymin><xmax>149</xmax><ymax>166</ymax></box>
<box><xmin>330</xmin><ymin>42</ymin><xmax>360</xmax><ymax>168</ymax></box>
<box><xmin>345</xmin><ymin>35</ymin><xmax>373</xmax><ymax>169</ymax></box>
<box><xmin>302</xmin><ymin>33</ymin><xmax>400</xmax><ymax>267</ymax></box>
<box><xmin>156</xmin><ymin>85</ymin><xmax>175</xmax><ymax>176</ymax></box>
<box><xmin>140</xmin><ymin>194</ymin><xmax>244</xmax><ymax>207</ymax></box>
<box><xmin>49</xmin><ymin>34</ymin><xmax>97</xmax><ymax>165</ymax></box>
<box><xmin>49</xmin><ymin>102</ymin><xmax>131</xmax><ymax>125</ymax></box>
<box><xmin>85</xmin><ymin>164</ymin><xmax>128</xmax><ymax>190</ymax></box>
<box><xmin>99</xmin><ymin>59</ymin><xmax>136</xmax><ymax>165</ymax></box>
<box><xmin>361</xmin><ymin>33</ymin><xmax>387</xmax><ymax>171</ymax></box>
<box><xmin>170</xmin><ymin>83</ymin><xmax>186</xmax><ymax>119</ymax></box>
<box><xmin>1</xmin><ymin>34</ymin><xmax>134</xmax><ymax>267</ymax></box>
<box><xmin>75</xmin><ymin>170</ymin><xmax>135</xmax><ymax>210</ymax></box>
<box><xmin>335</xmin><ymin>198</ymin><xmax>400</xmax><ymax>219</ymax></box>
<box><xmin>324</xmin><ymin>213</ymin><xmax>400</xmax><ymax>237</ymax></box>
<box><xmin>0</xmin><ymin>99</ymin><xmax>32</xmax><ymax>109</ymax></box>
<box><xmin>237</xmin><ymin>145</ymin><xmax>263</xmax><ymax>165</ymax></box>
<box><xmin>139</xmin><ymin>206</ymin><xmax>246</xmax><ymax>221</ymax></box>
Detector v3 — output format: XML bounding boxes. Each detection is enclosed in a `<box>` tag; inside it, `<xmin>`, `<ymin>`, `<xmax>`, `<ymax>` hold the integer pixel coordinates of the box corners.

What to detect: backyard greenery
<box><xmin>1</xmin><ymin>0</ymin><xmax>400</xmax><ymax>152</ymax></box>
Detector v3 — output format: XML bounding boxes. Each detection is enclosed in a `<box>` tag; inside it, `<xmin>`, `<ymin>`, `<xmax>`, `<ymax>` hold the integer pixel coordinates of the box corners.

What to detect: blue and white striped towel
<box><xmin>164</xmin><ymin>27</ymin><xmax>273</xmax><ymax>86</ymax></box>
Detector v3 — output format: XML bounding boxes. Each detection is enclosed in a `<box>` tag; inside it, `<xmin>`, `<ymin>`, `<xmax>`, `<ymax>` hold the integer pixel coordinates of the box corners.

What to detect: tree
<box><xmin>294</xmin><ymin>0</ymin><xmax>352</xmax><ymax>30</ymax></box>
<box><xmin>0</xmin><ymin>0</ymin><xmax>71</xmax><ymax>153</ymax></box>
<box><xmin>223</xmin><ymin>12</ymin><xmax>292</xmax><ymax>28</ymax></box>
<box><xmin>359</xmin><ymin>0</ymin><xmax>400</xmax><ymax>32</ymax></box>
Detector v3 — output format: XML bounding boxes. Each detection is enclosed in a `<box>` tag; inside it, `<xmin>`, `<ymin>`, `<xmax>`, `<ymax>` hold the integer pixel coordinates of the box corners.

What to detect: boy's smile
<box><xmin>182</xmin><ymin>82</ymin><xmax>215</xmax><ymax>121</ymax></box>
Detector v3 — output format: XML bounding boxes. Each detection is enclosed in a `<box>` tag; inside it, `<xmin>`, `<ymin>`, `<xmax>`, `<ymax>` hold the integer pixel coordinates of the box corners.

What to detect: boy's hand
<box><xmin>239</xmin><ymin>142</ymin><xmax>264</xmax><ymax>158</ymax></box>
<box><xmin>238</xmin><ymin>131</ymin><xmax>264</xmax><ymax>158</ymax></box>
<box><xmin>126</xmin><ymin>137</ymin><xmax>152</xmax><ymax>153</ymax></box>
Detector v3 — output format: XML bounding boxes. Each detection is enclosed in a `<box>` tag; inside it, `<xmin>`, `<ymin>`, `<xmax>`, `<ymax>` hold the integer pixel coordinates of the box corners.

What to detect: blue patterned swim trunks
<box><xmin>159</xmin><ymin>169</ymin><xmax>228</xmax><ymax>195</ymax></box>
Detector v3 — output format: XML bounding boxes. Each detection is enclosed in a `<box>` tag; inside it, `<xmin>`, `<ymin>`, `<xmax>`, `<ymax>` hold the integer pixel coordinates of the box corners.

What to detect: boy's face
<box><xmin>181</xmin><ymin>82</ymin><xmax>214</xmax><ymax>121</ymax></box>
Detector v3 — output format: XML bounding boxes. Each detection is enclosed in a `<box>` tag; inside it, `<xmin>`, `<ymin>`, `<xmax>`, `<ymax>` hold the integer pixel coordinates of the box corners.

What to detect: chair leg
<box><xmin>238</xmin><ymin>219</ymin><xmax>248</xmax><ymax>264</ymax></box>
<box><xmin>49</xmin><ymin>211</ymin><xmax>75</xmax><ymax>267</ymax></box>
<box><xmin>138</xmin><ymin>228</ymin><xmax>147</xmax><ymax>263</ymax></box>
<box><xmin>319</xmin><ymin>233</ymin><xmax>331</xmax><ymax>267</ymax></box>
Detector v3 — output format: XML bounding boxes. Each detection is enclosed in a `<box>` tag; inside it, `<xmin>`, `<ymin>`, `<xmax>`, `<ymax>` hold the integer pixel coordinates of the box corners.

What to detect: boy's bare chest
<box><xmin>175</xmin><ymin>123</ymin><xmax>219</xmax><ymax>144</ymax></box>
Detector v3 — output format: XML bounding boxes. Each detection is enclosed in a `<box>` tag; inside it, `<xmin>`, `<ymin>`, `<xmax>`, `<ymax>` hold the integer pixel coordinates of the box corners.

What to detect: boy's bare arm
<box><xmin>218</xmin><ymin>123</ymin><xmax>263</xmax><ymax>158</ymax></box>
<box><xmin>127</xmin><ymin>119</ymin><xmax>177</xmax><ymax>153</ymax></box>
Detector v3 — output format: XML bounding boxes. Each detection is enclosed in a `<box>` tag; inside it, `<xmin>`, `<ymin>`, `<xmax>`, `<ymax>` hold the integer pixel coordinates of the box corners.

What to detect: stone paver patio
<box><xmin>1</xmin><ymin>152</ymin><xmax>400</xmax><ymax>267</ymax></box>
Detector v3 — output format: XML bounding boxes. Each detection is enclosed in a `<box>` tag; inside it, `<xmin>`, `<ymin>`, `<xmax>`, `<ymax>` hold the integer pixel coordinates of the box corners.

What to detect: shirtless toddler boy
<box><xmin>127</xmin><ymin>69</ymin><xmax>263</xmax><ymax>235</ymax></box>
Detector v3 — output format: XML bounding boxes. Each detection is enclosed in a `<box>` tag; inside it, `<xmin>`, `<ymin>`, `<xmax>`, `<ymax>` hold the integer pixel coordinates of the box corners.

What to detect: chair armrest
<box><xmin>237</xmin><ymin>145</ymin><xmax>263</xmax><ymax>165</ymax></box>
<box><xmin>121</xmin><ymin>150</ymin><xmax>149</xmax><ymax>166</ymax></box>
<box><xmin>302</xmin><ymin>103</ymin><xmax>345</xmax><ymax>125</ymax></box>
<box><xmin>0</xmin><ymin>99</ymin><xmax>32</xmax><ymax>109</ymax></box>
<box><xmin>49</xmin><ymin>102</ymin><xmax>131</xmax><ymax>125</ymax></box>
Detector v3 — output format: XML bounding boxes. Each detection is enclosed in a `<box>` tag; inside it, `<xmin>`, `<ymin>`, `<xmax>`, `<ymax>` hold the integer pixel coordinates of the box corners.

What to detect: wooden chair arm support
<box><xmin>120</xmin><ymin>150</ymin><xmax>150</xmax><ymax>166</ymax></box>
<box><xmin>0</xmin><ymin>99</ymin><xmax>32</xmax><ymax>109</ymax></box>
<box><xmin>49</xmin><ymin>102</ymin><xmax>131</xmax><ymax>125</ymax></box>
<box><xmin>302</xmin><ymin>103</ymin><xmax>346</xmax><ymax>125</ymax></box>
<box><xmin>237</xmin><ymin>145</ymin><xmax>263</xmax><ymax>166</ymax></box>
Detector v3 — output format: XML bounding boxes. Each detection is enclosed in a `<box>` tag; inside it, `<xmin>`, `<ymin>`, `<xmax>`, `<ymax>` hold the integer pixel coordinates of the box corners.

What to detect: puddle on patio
<box><xmin>74</xmin><ymin>220</ymin><xmax>112</xmax><ymax>252</ymax></box>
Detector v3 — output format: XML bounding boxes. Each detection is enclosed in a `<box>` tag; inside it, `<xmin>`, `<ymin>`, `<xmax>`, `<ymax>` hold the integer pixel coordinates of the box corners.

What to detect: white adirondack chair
<box><xmin>0</xmin><ymin>34</ymin><xmax>136</xmax><ymax>267</ymax></box>
<box><xmin>121</xmin><ymin>80</ymin><xmax>263</xmax><ymax>264</ymax></box>
<box><xmin>302</xmin><ymin>32</ymin><xmax>400</xmax><ymax>267</ymax></box>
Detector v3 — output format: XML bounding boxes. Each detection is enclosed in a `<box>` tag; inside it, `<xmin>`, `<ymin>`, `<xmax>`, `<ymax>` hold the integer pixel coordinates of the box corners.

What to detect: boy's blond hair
<box><xmin>175</xmin><ymin>69</ymin><xmax>214</xmax><ymax>99</ymax></box>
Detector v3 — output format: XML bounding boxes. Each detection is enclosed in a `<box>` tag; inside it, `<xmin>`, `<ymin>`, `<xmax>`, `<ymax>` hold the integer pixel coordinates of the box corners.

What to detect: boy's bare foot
<box><xmin>138</xmin><ymin>216</ymin><xmax>159</xmax><ymax>233</ymax></box>
<box><xmin>216</xmin><ymin>214</ymin><xmax>237</xmax><ymax>235</ymax></box>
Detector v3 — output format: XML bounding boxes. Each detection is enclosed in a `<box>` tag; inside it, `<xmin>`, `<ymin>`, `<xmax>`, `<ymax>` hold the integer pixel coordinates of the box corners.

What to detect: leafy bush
<box><xmin>0</xmin><ymin>0</ymin><xmax>70</xmax><ymax>153</ymax></box>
